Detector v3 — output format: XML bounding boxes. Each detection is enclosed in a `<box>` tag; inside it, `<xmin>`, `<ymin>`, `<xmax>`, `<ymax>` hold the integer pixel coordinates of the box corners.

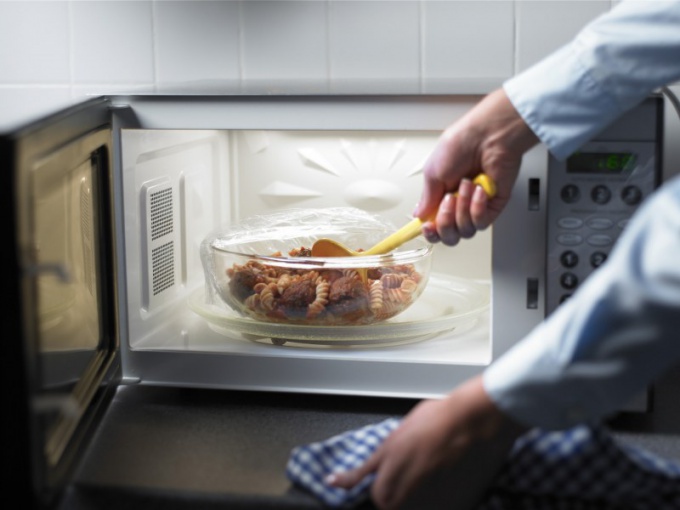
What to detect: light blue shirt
<box><xmin>505</xmin><ymin>0</ymin><xmax>680</xmax><ymax>161</ymax></box>
<box><xmin>484</xmin><ymin>0</ymin><xmax>680</xmax><ymax>430</ymax></box>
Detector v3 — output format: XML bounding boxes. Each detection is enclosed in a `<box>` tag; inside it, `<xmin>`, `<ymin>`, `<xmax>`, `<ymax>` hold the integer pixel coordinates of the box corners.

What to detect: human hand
<box><xmin>326</xmin><ymin>376</ymin><xmax>527</xmax><ymax>510</ymax></box>
<box><xmin>413</xmin><ymin>88</ymin><xmax>539</xmax><ymax>246</ymax></box>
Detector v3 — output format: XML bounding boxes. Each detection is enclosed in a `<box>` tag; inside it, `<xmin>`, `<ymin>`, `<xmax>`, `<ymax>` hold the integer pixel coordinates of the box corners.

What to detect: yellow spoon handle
<box><xmin>363</xmin><ymin>217</ymin><xmax>425</xmax><ymax>255</ymax></box>
<box><xmin>471</xmin><ymin>173</ymin><xmax>496</xmax><ymax>198</ymax></box>
<box><xmin>363</xmin><ymin>173</ymin><xmax>496</xmax><ymax>256</ymax></box>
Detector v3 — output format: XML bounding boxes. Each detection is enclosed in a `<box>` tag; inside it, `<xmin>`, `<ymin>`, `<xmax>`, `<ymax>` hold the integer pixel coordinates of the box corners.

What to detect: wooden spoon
<box><xmin>311</xmin><ymin>173</ymin><xmax>496</xmax><ymax>258</ymax></box>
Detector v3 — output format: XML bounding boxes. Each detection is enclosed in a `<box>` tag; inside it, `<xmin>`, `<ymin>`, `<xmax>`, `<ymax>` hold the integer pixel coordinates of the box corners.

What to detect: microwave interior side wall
<box><xmin>114</xmin><ymin>97</ymin><xmax>547</xmax><ymax>398</ymax></box>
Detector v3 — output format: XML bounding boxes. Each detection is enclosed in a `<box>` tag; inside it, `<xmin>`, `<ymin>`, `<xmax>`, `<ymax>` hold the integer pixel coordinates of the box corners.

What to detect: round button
<box><xmin>587</xmin><ymin>234</ymin><xmax>613</xmax><ymax>247</ymax></box>
<box><xmin>558</xmin><ymin>217</ymin><xmax>583</xmax><ymax>229</ymax></box>
<box><xmin>621</xmin><ymin>185</ymin><xmax>643</xmax><ymax>206</ymax></box>
<box><xmin>591</xmin><ymin>185</ymin><xmax>611</xmax><ymax>205</ymax></box>
<box><xmin>590</xmin><ymin>251</ymin><xmax>608</xmax><ymax>268</ymax></box>
<box><xmin>560</xmin><ymin>272</ymin><xmax>579</xmax><ymax>290</ymax></box>
<box><xmin>560</xmin><ymin>250</ymin><xmax>579</xmax><ymax>268</ymax></box>
<box><xmin>587</xmin><ymin>218</ymin><xmax>613</xmax><ymax>230</ymax></box>
<box><xmin>557</xmin><ymin>233</ymin><xmax>583</xmax><ymax>246</ymax></box>
<box><xmin>561</xmin><ymin>184</ymin><xmax>581</xmax><ymax>204</ymax></box>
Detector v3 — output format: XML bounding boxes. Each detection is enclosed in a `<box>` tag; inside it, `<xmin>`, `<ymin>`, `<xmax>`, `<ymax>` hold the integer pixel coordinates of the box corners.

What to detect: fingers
<box><xmin>428</xmin><ymin>180</ymin><xmax>490</xmax><ymax>247</ymax></box>
<box><xmin>434</xmin><ymin>192</ymin><xmax>459</xmax><ymax>246</ymax></box>
<box><xmin>414</xmin><ymin>178</ymin><xmax>445</xmax><ymax>223</ymax></box>
<box><xmin>470</xmin><ymin>184</ymin><xmax>491</xmax><ymax>229</ymax></box>
<box><xmin>454</xmin><ymin>178</ymin><xmax>475</xmax><ymax>239</ymax></box>
<box><xmin>326</xmin><ymin>448</ymin><xmax>382</xmax><ymax>489</ymax></box>
<box><xmin>325</xmin><ymin>438</ymin><xmax>414</xmax><ymax>509</ymax></box>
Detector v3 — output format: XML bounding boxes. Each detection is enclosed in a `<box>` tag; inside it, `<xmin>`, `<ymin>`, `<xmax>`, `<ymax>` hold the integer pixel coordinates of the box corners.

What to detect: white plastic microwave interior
<box><xmin>122</xmin><ymin>127</ymin><xmax>492</xmax><ymax>344</ymax></box>
<box><xmin>116</xmin><ymin>96</ymin><xmax>548</xmax><ymax>397</ymax></box>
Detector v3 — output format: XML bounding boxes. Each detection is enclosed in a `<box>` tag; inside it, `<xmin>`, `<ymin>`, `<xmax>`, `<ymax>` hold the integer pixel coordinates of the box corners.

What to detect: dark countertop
<box><xmin>62</xmin><ymin>385</ymin><xmax>415</xmax><ymax>510</ymax></box>
<box><xmin>60</xmin><ymin>366</ymin><xmax>680</xmax><ymax>510</ymax></box>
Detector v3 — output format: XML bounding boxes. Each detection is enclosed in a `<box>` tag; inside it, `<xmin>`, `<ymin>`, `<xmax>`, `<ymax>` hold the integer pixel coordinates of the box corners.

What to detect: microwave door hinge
<box><xmin>109</xmin><ymin>103</ymin><xmax>130</xmax><ymax>111</ymax></box>
<box><xmin>120</xmin><ymin>376</ymin><xmax>142</xmax><ymax>385</ymax></box>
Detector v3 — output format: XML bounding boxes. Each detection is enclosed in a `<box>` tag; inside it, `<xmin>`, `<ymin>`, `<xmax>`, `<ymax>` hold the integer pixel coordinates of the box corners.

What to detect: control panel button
<box><xmin>591</xmin><ymin>185</ymin><xmax>612</xmax><ymax>205</ymax></box>
<box><xmin>587</xmin><ymin>218</ymin><xmax>613</xmax><ymax>230</ymax></box>
<box><xmin>560</xmin><ymin>250</ymin><xmax>579</xmax><ymax>268</ymax></box>
<box><xmin>560</xmin><ymin>272</ymin><xmax>579</xmax><ymax>290</ymax></box>
<box><xmin>558</xmin><ymin>217</ymin><xmax>583</xmax><ymax>229</ymax></box>
<box><xmin>557</xmin><ymin>233</ymin><xmax>583</xmax><ymax>246</ymax></box>
<box><xmin>587</xmin><ymin>234</ymin><xmax>613</xmax><ymax>247</ymax></box>
<box><xmin>560</xmin><ymin>184</ymin><xmax>581</xmax><ymax>203</ymax></box>
<box><xmin>621</xmin><ymin>185</ymin><xmax>643</xmax><ymax>205</ymax></box>
<box><xmin>590</xmin><ymin>251</ymin><xmax>608</xmax><ymax>268</ymax></box>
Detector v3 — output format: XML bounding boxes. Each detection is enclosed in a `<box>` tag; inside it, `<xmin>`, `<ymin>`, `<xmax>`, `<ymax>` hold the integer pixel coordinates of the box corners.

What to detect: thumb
<box><xmin>414</xmin><ymin>179</ymin><xmax>445</xmax><ymax>221</ymax></box>
<box><xmin>326</xmin><ymin>450</ymin><xmax>382</xmax><ymax>489</ymax></box>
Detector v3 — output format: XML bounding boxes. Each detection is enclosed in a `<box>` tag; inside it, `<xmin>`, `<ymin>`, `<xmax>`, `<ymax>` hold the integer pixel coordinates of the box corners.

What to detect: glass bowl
<box><xmin>200</xmin><ymin>208</ymin><xmax>433</xmax><ymax>326</ymax></box>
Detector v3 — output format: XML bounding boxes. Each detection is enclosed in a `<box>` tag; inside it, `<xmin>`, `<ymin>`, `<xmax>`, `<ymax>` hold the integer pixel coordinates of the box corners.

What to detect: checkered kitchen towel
<box><xmin>286</xmin><ymin>419</ymin><xmax>680</xmax><ymax>509</ymax></box>
<box><xmin>286</xmin><ymin>418</ymin><xmax>401</xmax><ymax>507</ymax></box>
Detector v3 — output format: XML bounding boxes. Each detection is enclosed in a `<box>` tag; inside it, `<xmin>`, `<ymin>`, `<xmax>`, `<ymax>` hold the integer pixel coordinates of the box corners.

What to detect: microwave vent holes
<box><xmin>151</xmin><ymin>241</ymin><xmax>175</xmax><ymax>296</ymax></box>
<box><xmin>150</xmin><ymin>187</ymin><xmax>174</xmax><ymax>241</ymax></box>
<box><xmin>142</xmin><ymin>180</ymin><xmax>180</xmax><ymax>310</ymax></box>
<box><xmin>150</xmin><ymin>187</ymin><xmax>176</xmax><ymax>297</ymax></box>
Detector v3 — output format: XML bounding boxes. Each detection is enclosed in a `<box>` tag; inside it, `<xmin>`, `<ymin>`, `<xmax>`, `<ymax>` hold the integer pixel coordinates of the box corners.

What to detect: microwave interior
<box><xmin>112</xmin><ymin>95</ymin><xmax>550</xmax><ymax>400</ymax></box>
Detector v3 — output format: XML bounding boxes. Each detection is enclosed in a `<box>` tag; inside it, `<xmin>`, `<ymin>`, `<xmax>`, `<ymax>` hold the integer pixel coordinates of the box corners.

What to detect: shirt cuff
<box><xmin>482</xmin><ymin>302</ymin><xmax>602</xmax><ymax>430</ymax></box>
<box><xmin>503</xmin><ymin>40</ymin><xmax>621</xmax><ymax>161</ymax></box>
<box><xmin>484</xmin><ymin>177</ymin><xmax>680</xmax><ymax>430</ymax></box>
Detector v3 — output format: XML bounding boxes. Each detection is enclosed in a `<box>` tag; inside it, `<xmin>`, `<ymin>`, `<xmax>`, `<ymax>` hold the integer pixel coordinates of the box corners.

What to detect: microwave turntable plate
<box><xmin>187</xmin><ymin>274</ymin><xmax>489</xmax><ymax>348</ymax></box>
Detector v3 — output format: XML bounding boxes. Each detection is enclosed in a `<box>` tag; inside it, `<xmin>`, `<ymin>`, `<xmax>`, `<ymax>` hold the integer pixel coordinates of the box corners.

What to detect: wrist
<box><xmin>445</xmin><ymin>375</ymin><xmax>528</xmax><ymax>443</ymax></box>
<box><xmin>477</xmin><ymin>88</ymin><xmax>540</xmax><ymax>156</ymax></box>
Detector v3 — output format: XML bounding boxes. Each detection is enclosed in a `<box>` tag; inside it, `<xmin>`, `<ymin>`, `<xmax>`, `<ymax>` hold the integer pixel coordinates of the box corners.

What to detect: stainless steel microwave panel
<box><xmin>6</xmin><ymin>95</ymin><xmax>666</xmax><ymax>505</ymax></box>
<box><xmin>110</xmin><ymin>95</ymin><xmax>661</xmax><ymax>398</ymax></box>
<box><xmin>545</xmin><ymin>97</ymin><xmax>663</xmax><ymax>316</ymax></box>
<box><xmin>110</xmin><ymin>95</ymin><xmax>547</xmax><ymax>398</ymax></box>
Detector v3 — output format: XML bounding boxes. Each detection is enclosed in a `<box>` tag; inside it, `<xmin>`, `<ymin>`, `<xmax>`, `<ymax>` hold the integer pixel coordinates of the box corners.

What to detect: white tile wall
<box><xmin>242</xmin><ymin>0</ymin><xmax>327</xmax><ymax>84</ymax></box>
<box><xmin>328</xmin><ymin>1</ymin><xmax>420</xmax><ymax>92</ymax></box>
<box><xmin>155</xmin><ymin>0</ymin><xmax>240</xmax><ymax>85</ymax></box>
<box><xmin>0</xmin><ymin>1</ymin><xmax>70</xmax><ymax>84</ymax></box>
<box><xmin>71</xmin><ymin>0</ymin><xmax>154</xmax><ymax>84</ymax></box>
<box><xmin>422</xmin><ymin>1</ymin><xmax>514</xmax><ymax>93</ymax></box>
<box><xmin>10</xmin><ymin>0</ymin><xmax>676</xmax><ymax>126</ymax></box>
<box><xmin>515</xmin><ymin>0</ymin><xmax>610</xmax><ymax>72</ymax></box>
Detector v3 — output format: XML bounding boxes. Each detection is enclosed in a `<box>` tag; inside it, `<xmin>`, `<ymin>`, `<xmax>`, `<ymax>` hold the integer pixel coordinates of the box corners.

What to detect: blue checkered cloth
<box><xmin>286</xmin><ymin>419</ymin><xmax>680</xmax><ymax>509</ymax></box>
<box><xmin>286</xmin><ymin>418</ymin><xmax>400</xmax><ymax>507</ymax></box>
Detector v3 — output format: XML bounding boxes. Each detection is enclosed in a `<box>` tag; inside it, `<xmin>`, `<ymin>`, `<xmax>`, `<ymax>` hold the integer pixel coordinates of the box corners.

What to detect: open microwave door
<box><xmin>1</xmin><ymin>97</ymin><xmax>121</xmax><ymax>507</ymax></box>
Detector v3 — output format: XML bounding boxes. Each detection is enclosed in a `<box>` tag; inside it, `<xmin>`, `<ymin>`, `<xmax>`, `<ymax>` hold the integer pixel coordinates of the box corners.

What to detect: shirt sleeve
<box><xmin>484</xmin><ymin>176</ymin><xmax>680</xmax><ymax>430</ymax></box>
<box><xmin>504</xmin><ymin>0</ymin><xmax>680</xmax><ymax>160</ymax></box>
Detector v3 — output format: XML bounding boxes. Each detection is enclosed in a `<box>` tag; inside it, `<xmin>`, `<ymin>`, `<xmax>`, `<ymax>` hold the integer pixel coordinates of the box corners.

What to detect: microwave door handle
<box><xmin>24</xmin><ymin>262</ymin><xmax>72</xmax><ymax>283</ymax></box>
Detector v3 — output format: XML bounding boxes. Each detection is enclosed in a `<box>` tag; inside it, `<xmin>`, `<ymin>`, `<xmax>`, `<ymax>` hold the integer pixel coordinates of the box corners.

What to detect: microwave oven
<box><xmin>1</xmin><ymin>93</ymin><xmax>665</xmax><ymax>507</ymax></box>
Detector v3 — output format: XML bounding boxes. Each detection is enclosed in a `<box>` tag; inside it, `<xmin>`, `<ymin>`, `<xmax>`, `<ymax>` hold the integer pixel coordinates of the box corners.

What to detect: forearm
<box><xmin>484</xmin><ymin>176</ymin><xmax>680</xmax><ymax>430</ymax></box>
<box><xmin>505</xmin><ymin>0</ymin><xmax>680</xmax><ymax>160</ymax></box>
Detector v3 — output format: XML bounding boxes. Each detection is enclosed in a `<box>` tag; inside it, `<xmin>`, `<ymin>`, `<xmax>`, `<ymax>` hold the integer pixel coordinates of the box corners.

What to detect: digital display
<box><xmin>566</xmin><ymin>152</ymin><xmax>637</xmax><ymax>174</ymax></box>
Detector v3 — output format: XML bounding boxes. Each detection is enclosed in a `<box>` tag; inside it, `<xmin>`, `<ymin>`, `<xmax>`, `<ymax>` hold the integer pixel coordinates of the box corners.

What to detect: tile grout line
<box><xmin>151</xmin><ymin>0</ymin><xmax>159</xmax><ymax>90</ymax></box>
<box><xmin>326</xmin><ymin>0</ymin><xmax>331</xmax><ymax>89</ymax></box>
<box><xmin>68</xmin><ymin>0</ymin><xmax>75</xmax><ymax>98</ymax></box>
<box><xmin>238</xmin><ymin>0</ymin><xmax>245</xmax><ymax>86</ymax></box>
<box><xmin>419</xmin><ymin>0</ymin><xmax>425</xmax><ymax>94</ymax></box>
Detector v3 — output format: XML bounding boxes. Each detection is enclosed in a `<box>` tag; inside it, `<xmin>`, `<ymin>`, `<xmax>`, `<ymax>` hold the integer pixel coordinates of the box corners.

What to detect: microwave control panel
<box><xmin>545</xmin><ymin>100</ymin><xmax>662</xmax><ymax>316</ymax></box>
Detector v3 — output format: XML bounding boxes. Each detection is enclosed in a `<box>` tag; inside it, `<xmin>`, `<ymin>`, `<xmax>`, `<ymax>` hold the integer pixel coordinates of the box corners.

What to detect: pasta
<box><xmin>224</xmin><ymin>246</ymin><xmax>423</xmax><ymax>325</ymax></box>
